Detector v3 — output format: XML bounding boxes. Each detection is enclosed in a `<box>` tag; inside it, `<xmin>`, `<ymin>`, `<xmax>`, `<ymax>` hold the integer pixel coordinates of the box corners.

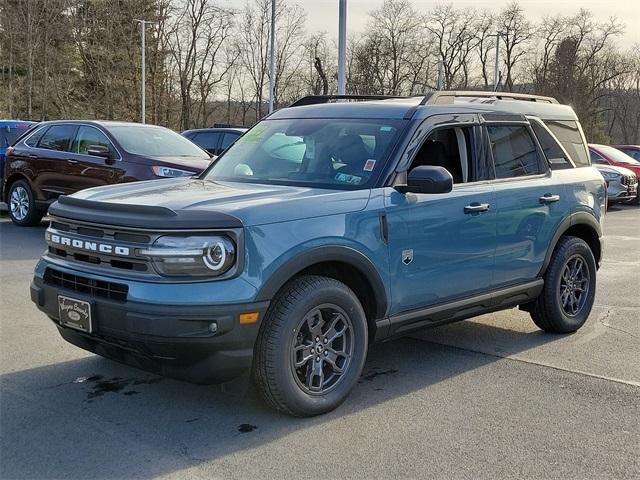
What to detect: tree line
<box><xmin>1</xmin><ymin>0</ymin><xmax>639</xmax><ymax>143</ymax></box>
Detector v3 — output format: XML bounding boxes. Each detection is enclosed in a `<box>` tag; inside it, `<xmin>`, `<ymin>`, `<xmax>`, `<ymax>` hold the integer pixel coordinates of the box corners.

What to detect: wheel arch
<box><xmin>540</xmin><ymin>212</ymin><xmax>603</xmax><ymax>276</ymax></box>
<box><xmin>254</xmin><ymin>246</ymin><xmax>389</xmax><ymax>325</ymax></box>
<box><xmin>3</xmin><ymin>172</ymin><xmax>31</xmax><ymax>202</ymax></box>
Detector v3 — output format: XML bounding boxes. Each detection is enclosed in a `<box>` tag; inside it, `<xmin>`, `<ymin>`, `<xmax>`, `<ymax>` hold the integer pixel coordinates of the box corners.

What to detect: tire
<box><xmin>530</xmin><ymin>236</ymin><xmax>596</xmax><ymax>333</ymax></box>
<box><xmin>253</xmin><ymin>275</ymin><xmax>368</xmax><ymax>417</ymax></box>
<box><xmin>7</xmin><ymin>179</ymin><xmax>44</xmax><ymax>227</ymax></box>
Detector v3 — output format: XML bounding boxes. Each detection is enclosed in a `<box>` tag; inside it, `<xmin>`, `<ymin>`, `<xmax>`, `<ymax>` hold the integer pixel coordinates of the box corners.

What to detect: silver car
<box><xmin>594</xmin><ymin>164</ymin><xmax>638</xmax><ymax>204</ymax></box>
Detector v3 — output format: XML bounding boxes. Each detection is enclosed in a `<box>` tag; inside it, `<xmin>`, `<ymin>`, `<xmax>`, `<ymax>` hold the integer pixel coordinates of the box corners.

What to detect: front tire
<box><xmin>7</xmin><ymin>180</ymin><xmax>44</xmax><ymax>226</ymax></box>
<box><xmin>530</xmin><ymin>236</ymin><xmax>596</xmax><ymax>333</ymax></box>
<box><xmin>253</xmin><ymin>275</ymin><xmax>368</xmax><ymax>417</ymax></box>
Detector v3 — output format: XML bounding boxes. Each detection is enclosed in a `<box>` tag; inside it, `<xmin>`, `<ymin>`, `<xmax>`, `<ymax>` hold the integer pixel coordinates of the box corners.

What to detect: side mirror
<box><xmin>86</xmin><ymin>144</ymin><xmax>112</xmax><ymax>159</ymax></box>
<box><xmin>396</xmin><ymin>165</ymin><xmax>453</xmax><ymax>194</ymax></box>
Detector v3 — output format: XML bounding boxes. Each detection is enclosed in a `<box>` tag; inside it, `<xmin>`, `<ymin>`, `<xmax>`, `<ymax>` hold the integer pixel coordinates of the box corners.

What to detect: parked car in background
<box><xmin>593</xmin><ymin>164</ymin><xmax>638</xmax><ymax>205</ymax></box>
<box><xmin>182</xmin><ymin>126</ymin><xmax>247</xmax><ymax>156</ymax></box>
<box><xmin>3</xmin><ymin>121</ymin><xmax>213</xmax><ymax>226</ymax></box>
<box><xmin>589</xmin><ymin>144</ymin><xmax>640</xmax><ymax>204</ymax></box>
<box><xmin>0</xmin><ymin>120</ymin><xmax>37</xmax><ymax>197</ymax></box>
<box><xmin>614</xmin><ymin>145</ymin><xmax>640</xmax><ymax>161</ymax></box>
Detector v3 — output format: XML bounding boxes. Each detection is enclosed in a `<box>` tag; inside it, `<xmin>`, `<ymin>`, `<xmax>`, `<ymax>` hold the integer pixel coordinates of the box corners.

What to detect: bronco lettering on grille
<box><xmin>46</xmin><ymin>231</ymin><xmax>131</xmax><ymax>256</ymax></box>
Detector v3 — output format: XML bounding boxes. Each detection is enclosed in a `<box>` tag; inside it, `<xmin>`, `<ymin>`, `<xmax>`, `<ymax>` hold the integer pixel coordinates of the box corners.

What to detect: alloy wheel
<box><xmin>559</xmin><ymin>254</ymin><xmax>590</xmax><ymax>317</ymax></box>
<box><xmin>290</xmin><ymin>304</ymin><xmax>353</xmax><ymax>395</ymax></box>
<box><xmin>10</xmin><ymin>186</ymin><xmax>30</xmax><ymax>221</ymax></box>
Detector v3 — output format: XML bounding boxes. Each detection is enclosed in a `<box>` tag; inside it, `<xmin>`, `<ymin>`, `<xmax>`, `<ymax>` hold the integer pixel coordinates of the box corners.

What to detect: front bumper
<box><xmin>31</xmin><ymin>264</ymin><xmax>269</xmax><ymax>384</ymax></box>
<box><xmin>606</xmin><ymin>178</ymin><xmax>638</xmax><ymax>203</ymax></box>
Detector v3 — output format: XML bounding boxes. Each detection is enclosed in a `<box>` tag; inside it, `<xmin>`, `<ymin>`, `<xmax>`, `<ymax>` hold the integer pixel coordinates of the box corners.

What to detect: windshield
<box><xmin>108</xmin><ymin>125</ymin><xmax>207</xmax><ymax>157</ymax></box>
<box><xmin>598</xmin><ymin>145</ymin><xmax>639</xmax><ymax>165</ymax></box>
<box><xmin>203</xmin><ymin>118</ymin><xmax>403</xmax><ymax>189</ymax></box>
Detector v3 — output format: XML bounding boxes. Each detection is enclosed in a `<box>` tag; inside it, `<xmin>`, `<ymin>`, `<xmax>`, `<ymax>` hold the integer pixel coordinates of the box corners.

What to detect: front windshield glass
<box><xmin>598</xmin><ymin>145</ymin><xmax>639</xmax><ymax>165</ymax></box>
<box><xmin>203</xmin><ymin>118</ymin><xmax>404</xmax><ymax>189</ymax></box>
<box><xmin>109</xmin><ymin>125</ymin><xmax>207</xmax><ymax>157</ymax></box>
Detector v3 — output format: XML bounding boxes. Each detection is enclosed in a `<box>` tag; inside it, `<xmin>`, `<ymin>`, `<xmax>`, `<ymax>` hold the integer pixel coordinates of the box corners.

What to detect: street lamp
<box><xmin>494</xmin><ymin>31</ymin><xmax>505</xmax><ymax>91</ymax></box>
<box><xmin>337</xmin><ymin>0</ymin><xmax>347</xmax><ymax>95</ymax></box>
<box><xmin>268</xmin><ymin>0</ymin><xmax>276</xmax><ymax>113</ymax></box>
<box><xmin>134</xmin><ymin>19</ymin><xmax>155</xmax><ymax>124</ymax></box>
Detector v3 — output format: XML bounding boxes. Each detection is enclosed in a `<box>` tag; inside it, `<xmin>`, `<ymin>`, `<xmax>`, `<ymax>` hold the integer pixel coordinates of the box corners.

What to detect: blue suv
<box><xmin>31</xmin><ymin>92</ymin><xmax>605</xmax><ymax>416</ymax></box>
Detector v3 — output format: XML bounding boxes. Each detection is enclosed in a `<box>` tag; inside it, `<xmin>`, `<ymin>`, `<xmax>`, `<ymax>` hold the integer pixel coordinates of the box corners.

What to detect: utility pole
<box><xmin>268</xmin><ymin>0</ymin><xmax>276</xmax><ymax>113</ymax></box>
<box><xmin>337</xmin><ymin>0</ymin><xmax>347</xmax><ymax>95</ymax></box>
<box><xmin>494</xmin><ymin>31</ymin><xmax>503</xmax><ymax>92</ymax></box>
<box><xmin>134</xmin><ymin>19</ymin><xmax>154</xmax><ymax>123</ymax></box>
<box><xmin>437</xmin><ymin>60</ymin><xmax>444</xmax><ymax>90</ymax></box>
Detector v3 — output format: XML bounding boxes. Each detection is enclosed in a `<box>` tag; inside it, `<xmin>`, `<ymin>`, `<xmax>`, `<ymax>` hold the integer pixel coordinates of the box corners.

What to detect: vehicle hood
<box><xmin>70</xmin><ymin>178</ymin><xmax>371</xmax><ymax>226</ymax></box>
<box><xmin>594</xmin><ymin>164</ymin><xmax>636</xmax><ymax>177</ymax></box>
<box><xmin>128</xmin><ymin>154</ymin><xmax>213</xmax><ymax>173</ymax></box>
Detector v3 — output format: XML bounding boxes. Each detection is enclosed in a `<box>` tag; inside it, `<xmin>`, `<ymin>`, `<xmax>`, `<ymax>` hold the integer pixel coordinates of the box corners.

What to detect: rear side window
<box><xmin>531</xmin><ymin>121</ymin><xmax>572</xmax><ymax>170</ymax></box>
<box><xmin>487</xmin><ymin>125</ymin><xmax>543</xmax><ymax>179</ymax></box>
<box><xmin>544</xmin><ymin>120</ymin><xmax>590</xmax><ymax>167</ymax></box>
<box><xmin>24</xmin><ymin>126</ymin><xmax>47</xmax><ymax>147</ymax></box>
<box><xmin>220</xmin><ymin>132</ymin><xmax>240</xmax><ymax>151</ymax></box>
<box><xmin>192</xmin><ymin>132</ymin><xmax>221</xmax><ymax>153</ymax></box>
<box><xmin>72</xmin><ymin>126</ymin><xmax>112</xmax><ymax>155</ymax></box>
<box><xmin>0</xmin><ymin>125</ymin><xmax>32</xmax><ymax>147</ymax></box>
<box><xmin>37</xmin><ymin>125</ymin><xmax>76</xmax><ymax>151</ymax></box>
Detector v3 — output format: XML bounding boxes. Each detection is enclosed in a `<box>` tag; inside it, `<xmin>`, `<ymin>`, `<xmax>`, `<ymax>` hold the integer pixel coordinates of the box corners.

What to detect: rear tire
<box><xmin>253</xmin><ymin>275</ymin><xmax>368</xmax><ymax>417</ymax></box>
<box><xmin>7</xmin><ymin>179</ymin><xmax>44</xmax><ymax>227</ymax></box>
<box><xmin>530</xmin><ymin>236</ymin><xmax>596</xmax><ymax>333</ymax></box>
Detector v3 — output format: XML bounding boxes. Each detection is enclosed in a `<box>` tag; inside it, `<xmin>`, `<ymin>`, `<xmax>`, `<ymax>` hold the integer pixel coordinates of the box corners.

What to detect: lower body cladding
<box><xmin>30</xmin><ymin>265</ymin><xmax>269</xmax><ymax>384</ymax></box>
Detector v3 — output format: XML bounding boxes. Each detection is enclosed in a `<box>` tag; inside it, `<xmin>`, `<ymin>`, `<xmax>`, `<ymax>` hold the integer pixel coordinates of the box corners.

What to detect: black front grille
<box><xmin>44</xmin><ymin>268</ymin><xmax>129</xmax><ymax>302</ymax></box>
<box><xmin>621</xmin><ymin>175</ymin><xmax>637</xmax><ymax>186</ymax></box>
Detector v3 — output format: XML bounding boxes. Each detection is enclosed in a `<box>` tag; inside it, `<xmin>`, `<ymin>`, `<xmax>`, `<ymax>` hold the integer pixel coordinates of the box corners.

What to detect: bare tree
<box><xmin>497</xmin><ymin>1</ymin><xmax>534</xmax><ymax>91</ymax></box>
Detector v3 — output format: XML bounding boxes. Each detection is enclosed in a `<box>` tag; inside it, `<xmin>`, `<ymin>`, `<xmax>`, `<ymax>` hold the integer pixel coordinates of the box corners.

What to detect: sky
<box><xmin>296</xmin><ymin>0</ymin><xmax>639</xmax><ymax>48</ymax></box>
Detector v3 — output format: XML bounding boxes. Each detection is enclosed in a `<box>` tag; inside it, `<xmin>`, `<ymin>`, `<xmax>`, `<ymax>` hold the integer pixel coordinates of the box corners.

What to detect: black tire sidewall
<box><xmin>8</xmin><ymin>180</ymin><xmax>40</xmax><ymax>226</ymax></box>
<box><xmin>545</xmin><ymin>238</ymin><xmax>597</xmax><ymax>332</ymax></box>
<box><xmin>267</xmin><ymin>278</ymin><xmax>368</xmax><ymax>416</ymax></box>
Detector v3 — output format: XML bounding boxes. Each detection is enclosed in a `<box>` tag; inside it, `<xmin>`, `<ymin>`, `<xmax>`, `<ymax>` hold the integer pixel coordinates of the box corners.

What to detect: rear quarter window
<box><xmin>531</xmin><ymin>120</ymin><xmax>572</xmax><ymax>170</ymax></box>
<box><xmin>543</xmin><ymin>120</ymin><xmax>590</xmax><ymax>167</ymax></box>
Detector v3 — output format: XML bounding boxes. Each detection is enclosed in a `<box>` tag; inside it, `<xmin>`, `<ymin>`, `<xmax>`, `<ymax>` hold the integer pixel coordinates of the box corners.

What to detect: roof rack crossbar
<box><xmin>289</xmin><ymin>94</ymin><xmax>409</xmax><ymax>108</ymax></box>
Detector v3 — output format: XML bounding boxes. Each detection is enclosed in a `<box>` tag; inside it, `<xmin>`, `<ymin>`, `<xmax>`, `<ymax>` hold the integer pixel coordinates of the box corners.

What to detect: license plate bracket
<box><xmin>58</xmin><ymin>295</ymin><xmax>93</xmax><ymax>333</ymax></box>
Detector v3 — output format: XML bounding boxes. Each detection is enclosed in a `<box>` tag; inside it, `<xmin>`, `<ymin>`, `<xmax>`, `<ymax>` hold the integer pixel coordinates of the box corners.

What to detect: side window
<box><xmin>589</xmin><ymin>150</ymin><xmax>607</xmax><ymax>164</ymax></box>
<box><xmin>220</xmin><ymin>133</ymin><xmax>240</xmax><ymax>151</ymax></box>
<box><xmin>531</xmin><ymin>121</ymin><xmax>572</xmax><ymax>170</ymax></box>
<box><xmin>192</xmin><ymin>132</ymin><xmax>220</xmax><ymax>153</ymax></box>
<box><xmin>24</xmin><ymin>126</ymin><xmax>47</xmax><ymax>147</ymax></box>
<box><xmin>72</xmin><ymin>126</ymin><xmax>112</xmax><ymax>155</ymax></box>
<box><xmin>409</xmin><ymin>126</ymin><xmax>485</xmax><ymax>183</ymax></box>
<box><xmin>620</xmin><ymin>148</ymin><xmax>640</xmax><ymax>161</ymax></box>
<box><xmin>37</xmin><ymin>125</ymin><xmax>76</xmax><ymax>152</ymax></box>
<box><xmin>487</xmin><ymin>125</ymin><xmax>544</xmax><ymax>179</ymax></box>
<box><xmin>544</xmin><ymin>120</ymin><xmax>590</xmax><ymax>167</ymax></box>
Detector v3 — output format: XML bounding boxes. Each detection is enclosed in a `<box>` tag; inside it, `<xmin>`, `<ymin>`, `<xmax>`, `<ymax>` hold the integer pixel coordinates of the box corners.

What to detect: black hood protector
<box><xmin>48</xmin><ymin>195</ymin><xmax>242</xmax><ymax>230</ymax></box>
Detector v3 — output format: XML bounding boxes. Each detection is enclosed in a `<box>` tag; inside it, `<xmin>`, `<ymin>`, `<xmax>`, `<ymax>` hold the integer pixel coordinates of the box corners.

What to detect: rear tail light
<box><xmin>6</xmin><ymin>146</ymin><xmax>14</xmax><ymax>156</ymax></box>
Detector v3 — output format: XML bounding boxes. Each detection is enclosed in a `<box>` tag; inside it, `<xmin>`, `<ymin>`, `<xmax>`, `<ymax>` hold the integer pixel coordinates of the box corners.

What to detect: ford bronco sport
<box><xmin>31</xmin><ymin>91</ymin><xmax>605</xmax><ymax>416</ymax></box>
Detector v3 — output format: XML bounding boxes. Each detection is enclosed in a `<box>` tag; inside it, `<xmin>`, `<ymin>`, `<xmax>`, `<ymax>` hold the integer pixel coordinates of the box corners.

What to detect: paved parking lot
<box><xmin>1</xmin><ymin>205</ymin><xmax>638</xmax><ymax>479</ymax></box>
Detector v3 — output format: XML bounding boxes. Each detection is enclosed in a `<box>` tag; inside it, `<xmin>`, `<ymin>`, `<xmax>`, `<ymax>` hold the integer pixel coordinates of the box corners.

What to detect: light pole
<box><xmin>337</xmin><ymin>0</ymin><xmax>347</xmax><ymax>95</ymax></box>
<box><xmin>134</xmin><ymin>19</ymin><xmax>154</xmax><ymax>123</ymax></box>
<box><xmin>268</xmin><ymin>0</ymin><xmax>276</xmax><ymax>113</ymax></box>
<box><xmin>494</xmin><ymin>31</ymin><xmax>504</xmax><ymax>92</ymax></box>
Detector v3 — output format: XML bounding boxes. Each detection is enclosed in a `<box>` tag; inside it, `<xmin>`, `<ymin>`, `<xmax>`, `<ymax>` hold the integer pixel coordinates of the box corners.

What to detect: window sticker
<box><xmin>335</xmin><ymin>172</ymin><xmax>362</xmax><ymax>184</ymax></box>
<box><xmin>363</xmin><ymin>159</ymin><xmax>376</xmax><ymax>171</ymax></box>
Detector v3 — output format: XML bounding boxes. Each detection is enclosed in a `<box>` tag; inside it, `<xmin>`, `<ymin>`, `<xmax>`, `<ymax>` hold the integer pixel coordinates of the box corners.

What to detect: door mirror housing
<box><xmin>86</xmin><ymin>144</ymin><xmax>112</xmax><ymax>159</ymax></box>
<box><xmin>396</xmin><ymin>166</ymin><xmax>453</xmax><ymax>194</ymax></box>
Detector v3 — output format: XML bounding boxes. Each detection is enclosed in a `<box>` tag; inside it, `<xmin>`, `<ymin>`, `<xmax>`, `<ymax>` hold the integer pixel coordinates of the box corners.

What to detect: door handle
<box><xmin>66</xmin><ymin>159</ymin><xmax>79</xmax><ymax>164</ymax></box>
<box><xmin>539</xmin><ymin>194</ymin><xmax>560</xmax><ymax>204</ymax></box>
<box><xmin>464</xmin><ymin>202</ymin><xmax>490</xmax><ymax>214</ymax></box>
<box><xmin>28</xmin><ymin>154</ymin><xmax>39</xmax><ymax>159</ymax></box>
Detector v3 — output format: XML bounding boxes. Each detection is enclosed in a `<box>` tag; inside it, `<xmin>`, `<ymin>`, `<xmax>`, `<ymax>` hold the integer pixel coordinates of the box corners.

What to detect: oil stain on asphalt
<box><xmin>83</xmin><ymin>375</ymin><xmax>163</xmax><ymax>400</ymax></box>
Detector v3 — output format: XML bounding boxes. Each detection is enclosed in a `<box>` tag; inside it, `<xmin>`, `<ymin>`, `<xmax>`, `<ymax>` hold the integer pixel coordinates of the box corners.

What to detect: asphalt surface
<box><xmin>1</xmin><ymin>204</ymin><xmax>639</xmax><ymax>479</ymax></box>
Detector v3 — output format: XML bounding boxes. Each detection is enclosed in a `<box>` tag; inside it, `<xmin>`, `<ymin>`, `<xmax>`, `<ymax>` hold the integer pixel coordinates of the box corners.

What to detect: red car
<box><xmin>614</xmin><ymin>145</ymin><xmax>640</xmax><ymax>162</ymax></box>
<box><xmin>589</xmin><ymin>144</ymin><xmax>640</xmax><ymax>204</ymax></box>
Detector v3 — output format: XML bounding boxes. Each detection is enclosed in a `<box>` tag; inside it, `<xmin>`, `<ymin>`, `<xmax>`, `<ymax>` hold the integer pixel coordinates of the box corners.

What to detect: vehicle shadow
<box><xmin>0</xmin><ymin>216</ymin><xmax>48</xmax><ymax>261</ymax></box>
<box><xmin>1</xmin><ymin>319</ymin><xmax>563</xmax><ymax>479</ymax></box>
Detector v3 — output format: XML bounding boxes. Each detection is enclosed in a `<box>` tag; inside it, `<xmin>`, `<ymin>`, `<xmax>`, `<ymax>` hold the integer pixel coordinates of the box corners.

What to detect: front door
<box><xmin>384</xmin><ymin>115</ymin><xmax>497</xmax><ymax>316</ymax></box>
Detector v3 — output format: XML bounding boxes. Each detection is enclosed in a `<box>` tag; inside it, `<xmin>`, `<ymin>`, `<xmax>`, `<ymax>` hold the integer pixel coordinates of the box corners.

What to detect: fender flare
<box><xmin>254</xmin><ymin>245</ymin><xmax>388</xmax><ymax>319</ymax></box>
<box><xmin>539</xmin><ymin>211</ymin><xmax>603</xmax><ymax>276</ymax></box>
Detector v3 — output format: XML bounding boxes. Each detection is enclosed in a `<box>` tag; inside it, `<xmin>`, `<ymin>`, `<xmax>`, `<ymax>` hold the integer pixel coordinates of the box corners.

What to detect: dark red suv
<box><xmin>3</xmin><ymin>121</ymin><xmax>212</xmax><ymax>226</ymax></box>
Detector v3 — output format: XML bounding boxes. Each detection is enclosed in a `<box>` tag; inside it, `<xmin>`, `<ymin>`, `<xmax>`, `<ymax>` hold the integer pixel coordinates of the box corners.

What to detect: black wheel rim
<box><xmin>559</xmin><ymin>254</ymin><xmax>590</xmax><ymax>317</ymax></box>
<box><xmin>290</xmin><ymin>304</ymin><xmax>353</xmax><ymax>395</ymax></box>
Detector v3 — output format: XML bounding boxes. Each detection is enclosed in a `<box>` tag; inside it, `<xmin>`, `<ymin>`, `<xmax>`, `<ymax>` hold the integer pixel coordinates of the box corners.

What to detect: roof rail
<box><xmin>289</xmin><ymin>94</ymin><xmax>409</xmax><ymax>107</ymax></box>
<box><xmin>424</xmin><ymin>91</ymin><xmax>558</xmax><ymax>105</ymax></box>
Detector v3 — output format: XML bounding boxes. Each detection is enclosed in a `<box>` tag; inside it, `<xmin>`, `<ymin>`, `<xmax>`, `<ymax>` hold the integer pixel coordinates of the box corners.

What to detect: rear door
<box><xmin>485</xmin><ymin>117</ymin><xmax>569</xmax><ymax>287</ymax></box>
<box><xmin>31</xmin><ymin>124</ymin><xmax>78</xmax><ymax>199</ymax></box>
